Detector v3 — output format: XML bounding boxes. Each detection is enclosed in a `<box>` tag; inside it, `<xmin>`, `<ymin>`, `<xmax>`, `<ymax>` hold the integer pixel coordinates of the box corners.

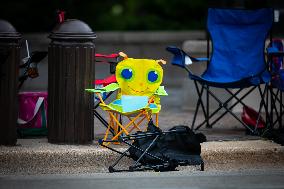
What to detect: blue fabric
<box><xmin>202</xmin><ymin>8</ymin><xmax>273</xmax><ymax>84</ymax></box>
<box><xmin>166</xmin><ymin>46</ymin><xmax>207</xmax><ymax>69</ymax></box>
<box><xmin>267</xmin><ymin>47</ymin><xmax>280</xmax><ymax>54</ymax></box>
<box><xmin>167</xmin><ymin>46</ymin><xmax>269</xmax><ymax>88</ymax></box>
<box><xmin>166</xmin><ymin>46</ymin><xmax>186</xmax><ymax>68</ymax></box>
<box><xmin>167</xmin><ymin>8</ymin><xmax>273</xmax><ymax>88</ymax></box>
<box><xmin>269</xmin><ymin>39</ymin><xmax>284</xmax><ymax>90</ymax></box>
<box><xmin>149</xmin><ymin>103</ymin><xmax>157</xmax><ymax>109</ymax></box>
<box><xmin>195</xmin><ymin>57</ymin><xmax>209</xmax><ymax>61</ymax></box>
<box><xmin>121</xmin><ymin>95</ymin><xmax>148</xmax><ymax>112</ymax></box>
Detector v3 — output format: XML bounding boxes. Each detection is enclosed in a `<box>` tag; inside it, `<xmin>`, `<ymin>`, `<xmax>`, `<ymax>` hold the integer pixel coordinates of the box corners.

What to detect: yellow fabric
<box><xmin>116</xmin><ymin>58</ymin><xmax>163</xmax><ymax>97</ymax></box>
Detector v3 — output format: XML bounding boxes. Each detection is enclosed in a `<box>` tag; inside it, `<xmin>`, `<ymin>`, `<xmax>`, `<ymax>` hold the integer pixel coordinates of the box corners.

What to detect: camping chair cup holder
<box><xmin>167</xmin><ymin>8</ymin><xmax>274</xmax><ymax>135</ymax></box>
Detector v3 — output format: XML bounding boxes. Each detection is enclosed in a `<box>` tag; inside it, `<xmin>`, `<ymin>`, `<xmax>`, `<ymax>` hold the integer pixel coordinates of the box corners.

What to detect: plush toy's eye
<box><xmin>148</xmin><ymin>70</ymin><xmax>159</xmax><ymax>83</ymax></box>
<box><xmin>121</xmin><ymin>68</ymin><xmax>133</xmax><ymax>80</ymax></box>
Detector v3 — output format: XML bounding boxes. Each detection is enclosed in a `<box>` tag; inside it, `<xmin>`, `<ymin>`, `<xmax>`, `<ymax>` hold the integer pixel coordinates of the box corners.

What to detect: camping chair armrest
<box><xmin>93</xmin><ymin>75</ymin><xmax>117</xmax><ymax>86</ymax></box>
<box><xmin>267</xmin><ymin>47</ymin><xmax>284</xmax><ymax>56</ymax></box>
<box><xmin>85</xmin><ymin>83</ymin><xmax>119</xmax><ymax>96</ymax></box>
<box><xmin>85</xmin><ymin>88</ymin><xmax>107</xmax><ymax>104</ymax></box>
<box><xmin>155</xmin><ymin>86</ymin><xmax>168</xmax><ymax>96</ymax></box>
<box><xmin>85</xmin><ymin>88</ymin><xmax>106</xmax><ymax>93</ymax></box>
<box><xmin>95</xmin><ymin>53</ymin><xmax>120</xmax><ymax>65</ymax></box>
<box><xmin>166</xmin><ymin>46</ymin><xmax>208</xmax><ymax>73</ymax></box>
<box><xmin>95</xmin><ymin>53</ymin><xmax>120</xmax><ymax>74</ymax></box>
<box><xmin>86</xmin><ymin>83</ymin><xmax>119</xmax><ymax>104</ymax></box>
<box><xmin>95</xmin><ymin>53</ymin><xmax>119</xmax><ymax>59</ymax></box>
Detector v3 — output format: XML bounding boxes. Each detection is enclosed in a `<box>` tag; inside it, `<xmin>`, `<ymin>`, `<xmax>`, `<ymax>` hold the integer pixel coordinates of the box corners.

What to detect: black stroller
<box><xmin>99</xmin><ymin>120</ymin><xmax>205</xmax><ymax>172</ymax></box>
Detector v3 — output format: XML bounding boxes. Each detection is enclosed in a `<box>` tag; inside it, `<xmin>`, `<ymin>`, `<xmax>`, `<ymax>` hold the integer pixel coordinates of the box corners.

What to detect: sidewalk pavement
<box><xmin>1</xmin><ymin>111</ymin><xmax>284</xmax><ymax>175</ymax></box>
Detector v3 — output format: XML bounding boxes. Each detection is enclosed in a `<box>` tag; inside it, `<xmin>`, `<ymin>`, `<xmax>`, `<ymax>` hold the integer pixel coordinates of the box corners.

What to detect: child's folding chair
<box><xmin>86</xmin><ymin>52</ymin><xmax>167</xmax><ymax>145</ymax></box>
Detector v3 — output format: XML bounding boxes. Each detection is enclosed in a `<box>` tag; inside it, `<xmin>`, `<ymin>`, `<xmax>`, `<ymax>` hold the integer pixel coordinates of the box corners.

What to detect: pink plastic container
<box><xmin>18</xmin><ymin>92</ymin><xmax>48</xmax><ymax>132</ymax></box>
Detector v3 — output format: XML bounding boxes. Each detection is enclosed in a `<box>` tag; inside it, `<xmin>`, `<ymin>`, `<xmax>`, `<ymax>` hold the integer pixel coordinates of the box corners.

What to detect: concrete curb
<box><xmin>201</xmin><ymin>140</ymin><xmax>284</xmax><ymax>171</ymax></box>
<box><xmin>1</xmin><ymin>139</ymin><xmax>284</xmax><ymax>175</ymax></box>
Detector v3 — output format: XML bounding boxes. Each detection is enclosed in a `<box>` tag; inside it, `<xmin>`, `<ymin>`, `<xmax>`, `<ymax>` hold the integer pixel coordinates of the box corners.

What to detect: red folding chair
<box><xmin>94</xmin><ymin>53</ymin><xmax>120</xmax><ymax>133</ymax></box>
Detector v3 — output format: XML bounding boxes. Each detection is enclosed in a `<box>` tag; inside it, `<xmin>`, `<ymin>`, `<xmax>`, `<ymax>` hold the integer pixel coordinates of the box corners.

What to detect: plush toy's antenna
<box><xmin>156</xmin><ymin>59</ymin><xmax>166</xmax><ymax>65</ymax></box>
<box><xmin>119</xmin><ymin>52</ymin><xmax>128</xmax><ymax>59</ymax></box>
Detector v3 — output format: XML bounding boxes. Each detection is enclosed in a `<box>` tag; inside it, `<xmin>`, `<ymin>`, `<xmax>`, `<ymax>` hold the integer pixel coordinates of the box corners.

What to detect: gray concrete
<box><xmin>2</xmin><ymin>105</ymin><xmax>284</xmax><ymax>175</ymax></box>
<box><xmin>0</xmin><ymin>135</ymin><xmax>283</xmax><ymax>175</ymax></box>
<box><xmin>1</xmin><ymin>170</ymin><xmax>284</xmax><ymax>189</ymax></box>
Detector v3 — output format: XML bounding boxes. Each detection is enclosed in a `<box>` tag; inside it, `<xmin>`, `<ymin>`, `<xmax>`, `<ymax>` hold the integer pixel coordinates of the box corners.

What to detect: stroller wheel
<box><xmin>154</xmin><ymin>168</ymin><xmax>160</xmax><ymax>172</ymax></box>
<box><xmin>153</xmin><ymin>165</ymin><xmax>165</xmax><ymax>172</ymax></box>
<box><xmin>129</xmin><ymin>166</ymin><xmax>134</xmax><ymax>172</ymax></box>
<box><xmin>245</xmin><ymin>128</ymin><xmax>260</xmax><ymax>136</ymax></box>
<box><xmin>201</xmin><ymin>163</ymin><xmax>205</xmax><ymax>171</ymax></box>
<box><xmin>108</xmin><ymin>166</ymin><xmax>115</xmax><ymax>173</ymax></box>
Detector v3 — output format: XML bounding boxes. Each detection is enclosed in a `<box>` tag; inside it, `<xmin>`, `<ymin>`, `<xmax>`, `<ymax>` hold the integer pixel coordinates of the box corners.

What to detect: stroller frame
<box><xmin>99</xmin><ymin>129</ymin><xmax>204</xmax><ymax>173</ymax></box>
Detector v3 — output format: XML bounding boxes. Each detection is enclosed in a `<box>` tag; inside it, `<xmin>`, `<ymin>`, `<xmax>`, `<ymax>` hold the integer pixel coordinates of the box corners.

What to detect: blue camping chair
<box><xmin>267</xmin><ymin>39</ymin><xmax>284</xmax><ymax>130</ymax></box>
<box><xmin>167</xmin><ymin>8</ymin><xmax>274</xmax><ymax>134</ymax></box>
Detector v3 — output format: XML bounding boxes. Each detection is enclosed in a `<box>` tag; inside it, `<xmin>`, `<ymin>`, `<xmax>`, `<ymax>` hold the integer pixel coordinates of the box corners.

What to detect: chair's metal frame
<box><xmin>270</xmin><ymin>87</ymin><xmax>284</xmax><ymax>130</ymax></box>
<box><xmin>268</xmin><ymin>46</ymin><xmax>284</xmax><ymax>131</ymax></box>
<box><xmin>95</xmin><ymin>93</ymin><xmax>158</xmax><ymax>145</ymax></box>
<box><xmin>191</xmin><ymin>79</ymin><xmax>270</xmax><ymax>135</ymax></box>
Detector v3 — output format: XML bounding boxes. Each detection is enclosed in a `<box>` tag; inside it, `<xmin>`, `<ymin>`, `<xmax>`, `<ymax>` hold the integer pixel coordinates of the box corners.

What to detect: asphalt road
<box><xmin>1</xmin><ymin>170</ymin><xmax>284</xmax><ymax>189</ymax></box>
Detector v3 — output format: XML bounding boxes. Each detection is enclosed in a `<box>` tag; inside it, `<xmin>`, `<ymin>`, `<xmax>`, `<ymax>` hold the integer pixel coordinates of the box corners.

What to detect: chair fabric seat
<box><xmin>189</xmin><ymin>69</ymin><xmax>270</xmax><ymax>88</ymax></box>
<box><xmin>99</xmin><ymin>99</ymin><xmax>160</xmax><ymax>114</ymax></box>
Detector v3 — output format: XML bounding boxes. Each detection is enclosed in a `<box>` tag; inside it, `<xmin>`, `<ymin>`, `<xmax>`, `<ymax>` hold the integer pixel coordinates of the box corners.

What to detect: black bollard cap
<box><xmin>0</xmin><ymin>19</ymin><xmax>21</xmax><ymax>39</ymax></box>
<box><xmin>49</xmin><ymin>19</ymin><xmax>96</xmax><ymax>40</ymax></box>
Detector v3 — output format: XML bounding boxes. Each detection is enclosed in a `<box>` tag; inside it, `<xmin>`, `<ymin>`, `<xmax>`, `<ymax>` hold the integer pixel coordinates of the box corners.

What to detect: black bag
<box><xmin>129</xmin><ymin>121</ymin><xmax>206</xmax><ymax>169</ymax></box>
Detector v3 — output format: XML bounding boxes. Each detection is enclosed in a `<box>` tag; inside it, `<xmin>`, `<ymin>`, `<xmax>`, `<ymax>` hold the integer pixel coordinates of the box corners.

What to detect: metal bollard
<box><xmin>0</xmin><ymin>20</ymin><xmax>21</xmax><ymax>145</ymax></box>
<box><xmin>48</xmin><ymin>19</ymin><xmax>96</xmax><ymax>144</ymax></box>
